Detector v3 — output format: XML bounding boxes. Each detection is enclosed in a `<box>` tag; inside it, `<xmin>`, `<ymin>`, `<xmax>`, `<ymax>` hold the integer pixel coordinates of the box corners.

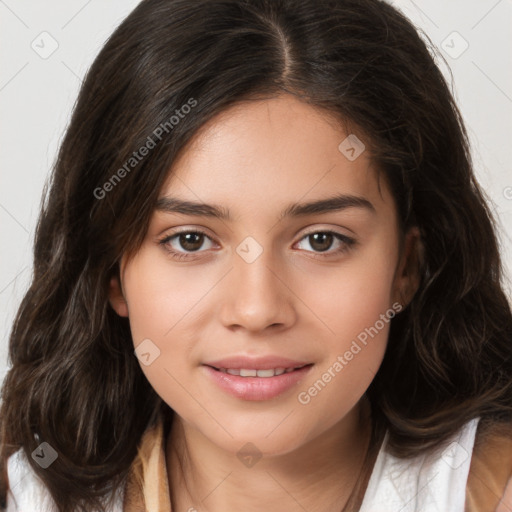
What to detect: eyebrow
<box><xmin>154</xmin><ymin>193</ymin><xmax>376</xmax><ymax>221</ymax></box>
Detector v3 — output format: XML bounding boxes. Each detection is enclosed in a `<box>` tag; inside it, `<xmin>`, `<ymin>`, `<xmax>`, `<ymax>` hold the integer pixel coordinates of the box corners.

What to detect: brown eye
<box><xmin>178</xmin><ymin>232</ymin><xmax>205</xmax><ymax>252</ymax></box>
<box><xmin>159</xmin><ymin>230</ymin><xmax>215</xmax><ymax>258</ymax></box>
<box><xmin>308</xmin><ymin>232</ymin><xmax>334</xmax><ymax>252</ymax></box>
<box><xmin>295</xmin><ymin>230</ymin><xmax>356</xmax><ymax>256</ymax></box>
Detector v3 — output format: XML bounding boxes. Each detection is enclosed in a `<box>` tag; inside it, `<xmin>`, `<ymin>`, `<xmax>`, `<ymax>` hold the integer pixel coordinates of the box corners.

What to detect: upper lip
<box><xmin>203</xmin><ymin>356</ymin><xmax>312</xmax><ymax>370</ymax></box>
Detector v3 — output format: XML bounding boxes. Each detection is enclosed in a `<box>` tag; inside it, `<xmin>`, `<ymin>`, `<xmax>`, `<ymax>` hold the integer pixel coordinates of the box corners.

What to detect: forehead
<box><xmin>159</xmin><ymin>94</ymin><xmax>394</xmax><ymax>219</ymax></box>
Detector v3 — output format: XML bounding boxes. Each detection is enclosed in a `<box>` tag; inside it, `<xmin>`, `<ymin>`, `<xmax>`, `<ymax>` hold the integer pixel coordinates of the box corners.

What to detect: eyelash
<box><xmin>158</xmin><ymin>228</ymin><xmax>356</xmax><ymax>262</ymax></box>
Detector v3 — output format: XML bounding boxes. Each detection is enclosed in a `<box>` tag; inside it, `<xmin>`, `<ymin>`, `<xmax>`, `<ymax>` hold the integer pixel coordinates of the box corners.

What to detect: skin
<box><xmin>109</xmin><ymin>93</ymin><xmax>421</xmax><ymax>511</ymax></box>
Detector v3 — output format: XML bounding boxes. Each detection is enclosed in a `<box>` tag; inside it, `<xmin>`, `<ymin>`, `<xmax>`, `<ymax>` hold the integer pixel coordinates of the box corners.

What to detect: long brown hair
<box><xmin>1</xmin><ymin>0</ymin><xmax>511</xmax><ymax>510</ymax></box>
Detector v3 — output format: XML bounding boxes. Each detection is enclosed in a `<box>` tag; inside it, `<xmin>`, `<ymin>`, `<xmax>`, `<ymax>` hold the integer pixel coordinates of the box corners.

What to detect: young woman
<box><xmin>1</xmin><ymin>0</ymin><xmax>511</xmax><ymax>511</ymax></box>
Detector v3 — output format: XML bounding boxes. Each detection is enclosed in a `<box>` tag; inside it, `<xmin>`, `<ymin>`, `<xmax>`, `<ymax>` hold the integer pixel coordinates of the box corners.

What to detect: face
<box><xmin>109</xmin><ymin>94</ymin><xmax>419</xmax><ymax>457</ymax></box>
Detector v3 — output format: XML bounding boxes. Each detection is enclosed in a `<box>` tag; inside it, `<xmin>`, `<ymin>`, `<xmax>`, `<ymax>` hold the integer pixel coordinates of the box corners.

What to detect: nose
<box><xmin>218</xmin><ymin>247</ymin><xmax>297</xmax><ymax>334</ymax></box>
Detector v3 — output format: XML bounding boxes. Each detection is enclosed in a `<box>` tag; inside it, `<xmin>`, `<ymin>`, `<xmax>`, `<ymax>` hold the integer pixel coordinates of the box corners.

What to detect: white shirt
<box><xmin>359</xmin><ymin>417</ymin><xmax>480</xmax><ymax>512</ymax></box>
<box><xmin>5</xmin><ymin>450</ymin><xmax>124</xmax><ymax>512</ymax></box>
<box><xmin>6</xmin><ymin>417</ymin><xmax>480</xmax><ymax>511</ymax></box>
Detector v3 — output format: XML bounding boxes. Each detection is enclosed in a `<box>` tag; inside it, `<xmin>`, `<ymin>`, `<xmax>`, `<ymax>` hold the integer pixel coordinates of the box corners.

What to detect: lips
<box><xmin>203</xmin><ymin>356</ymin><xmax>311</xmax><ymax>371</ymax></box>
<box><xmin>202</xmin><ymin>356</ymin><xmax>314</xmax><ymax>400</ymax></box>
<box><xmin>215</xmin><ymin>366</ymin><xmax>307</xmax><ymax>377</ymax></box>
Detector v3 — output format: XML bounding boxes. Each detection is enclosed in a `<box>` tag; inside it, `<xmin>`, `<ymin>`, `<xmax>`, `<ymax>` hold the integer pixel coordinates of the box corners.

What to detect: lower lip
<box><xmin>203</xmin><ymin>365</ymin><xmax>313</xmax><ymax>401</ymax></box>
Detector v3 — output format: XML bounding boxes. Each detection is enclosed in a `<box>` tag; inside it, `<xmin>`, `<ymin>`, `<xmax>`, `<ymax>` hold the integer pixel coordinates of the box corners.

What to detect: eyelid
<box><xmin>158</xmin><ymin>225</ymin><xmax>217</xmax><ymax>239</ymax></box>
<box><xmin>298</xmin><ymin>225</ymin><xmax>354</xmax><ymax>239</ymax></box>
<box><xmin>158</xmin><ymin>225</ymin><xmax>356</xmax><ymax>261</ymax></box>
<box><xmin>158</xmin><ymin>225</ymin><xmax>354</xmax><ymax>245</ymax></box>
<box><xmin>159</xmin><ymin>227</ymin><xmax>219</xmax><ymax>250</ymax></box>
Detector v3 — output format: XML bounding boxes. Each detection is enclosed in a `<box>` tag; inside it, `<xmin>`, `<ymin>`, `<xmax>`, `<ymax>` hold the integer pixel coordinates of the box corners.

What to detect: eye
<box><xmin>295</xmin><ymin>231</ymin><xmax>355</xmax><ymax>255</ymax></box>
<box><xmin>158</xmin><ymin>228</ymin><xmax>356</xmax><ymax>262</ymax></box>
<box><xmin>159</xmin><ymin>230</ymin><xmax>216</xmax><ymax>260</ymax></box>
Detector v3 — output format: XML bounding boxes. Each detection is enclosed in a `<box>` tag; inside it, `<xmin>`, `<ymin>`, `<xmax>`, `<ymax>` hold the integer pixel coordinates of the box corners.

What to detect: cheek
<box><xmin>121</xmin><ymin>252</ymin><xmax>217</xmax><ymax>412</ymax></box>
<box><xmin>295</xmin><ymin>292</ymin><xmax>393</xmax><ymax>438</ymax></box>
<box><xmin>122</xmin><ymin>251</ymin><xmax>217</xmax><ymax>343</ymax></box>
<box><xmin>305</xmin><ymin>237</ymin><xmax>399</xmax><ymax>342</ymax></box>
<box><xmin>293</xmin><ymin>238</ymin><xmax>398</xmax><ymax>414</ymax></box>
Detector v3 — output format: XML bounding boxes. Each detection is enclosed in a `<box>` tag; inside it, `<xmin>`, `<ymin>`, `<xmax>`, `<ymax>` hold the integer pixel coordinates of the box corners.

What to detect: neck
<box><xmin>166</xmin><ymin>397</ymin><xmax>377</xmax><ymax>512</ymax></box>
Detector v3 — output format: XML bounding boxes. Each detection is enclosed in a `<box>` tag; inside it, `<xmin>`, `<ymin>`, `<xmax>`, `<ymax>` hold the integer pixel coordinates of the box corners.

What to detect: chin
<box><xmin>194</xmin><ymin>415</ymin><xmax>313</xmax><ymax>458</ymax></box>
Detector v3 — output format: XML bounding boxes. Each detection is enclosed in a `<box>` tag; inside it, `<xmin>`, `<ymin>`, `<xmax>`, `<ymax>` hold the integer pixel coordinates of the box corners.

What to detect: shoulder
<box><xmin>360</xmin><ymin>416</ymin><xmax>480</xmax><ymax>512</ymax></box>
<box><xmin>4</xmin><ymin>449</ymin><xmax>57</xmax><ymax>512</ymax></box>
<box><xmin>466</xmin><ymin>418</ymin><xmax>512</xmax><ymax>512</ymax></box>
<box><xmin>4</xmin><ymin>449</ymin><xmax>125</xmax><ymax>512</ymax></box>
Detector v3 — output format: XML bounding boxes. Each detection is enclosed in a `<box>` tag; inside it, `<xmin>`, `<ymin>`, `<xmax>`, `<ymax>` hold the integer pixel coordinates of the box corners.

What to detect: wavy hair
<box><xmin>1</xmin><ymin>0</ymin><xmax>512</xmax><ymax>510</ymax></box>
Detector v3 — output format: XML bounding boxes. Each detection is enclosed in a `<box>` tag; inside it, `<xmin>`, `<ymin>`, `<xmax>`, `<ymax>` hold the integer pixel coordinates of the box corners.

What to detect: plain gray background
<box><xmin>1</xmin><ymin>0</ymin><xmax>511</xmax><ymax>382</ymax></box>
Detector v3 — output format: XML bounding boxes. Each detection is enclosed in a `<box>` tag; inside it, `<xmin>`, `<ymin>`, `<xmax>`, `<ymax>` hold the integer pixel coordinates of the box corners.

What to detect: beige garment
<box><xmin>465</xmin><ymin>421</ymin><xmax>512</xmax><ymax>512</ymax></box>
<box><xmin>123</xmin><ymin>415</ymin><xmax>171</xmax><ymax>512</ymax></box>
<box><xmin>123</xmin><ymin>413</ymin><xmax>512</xmax><ymax>512</ymax></box>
